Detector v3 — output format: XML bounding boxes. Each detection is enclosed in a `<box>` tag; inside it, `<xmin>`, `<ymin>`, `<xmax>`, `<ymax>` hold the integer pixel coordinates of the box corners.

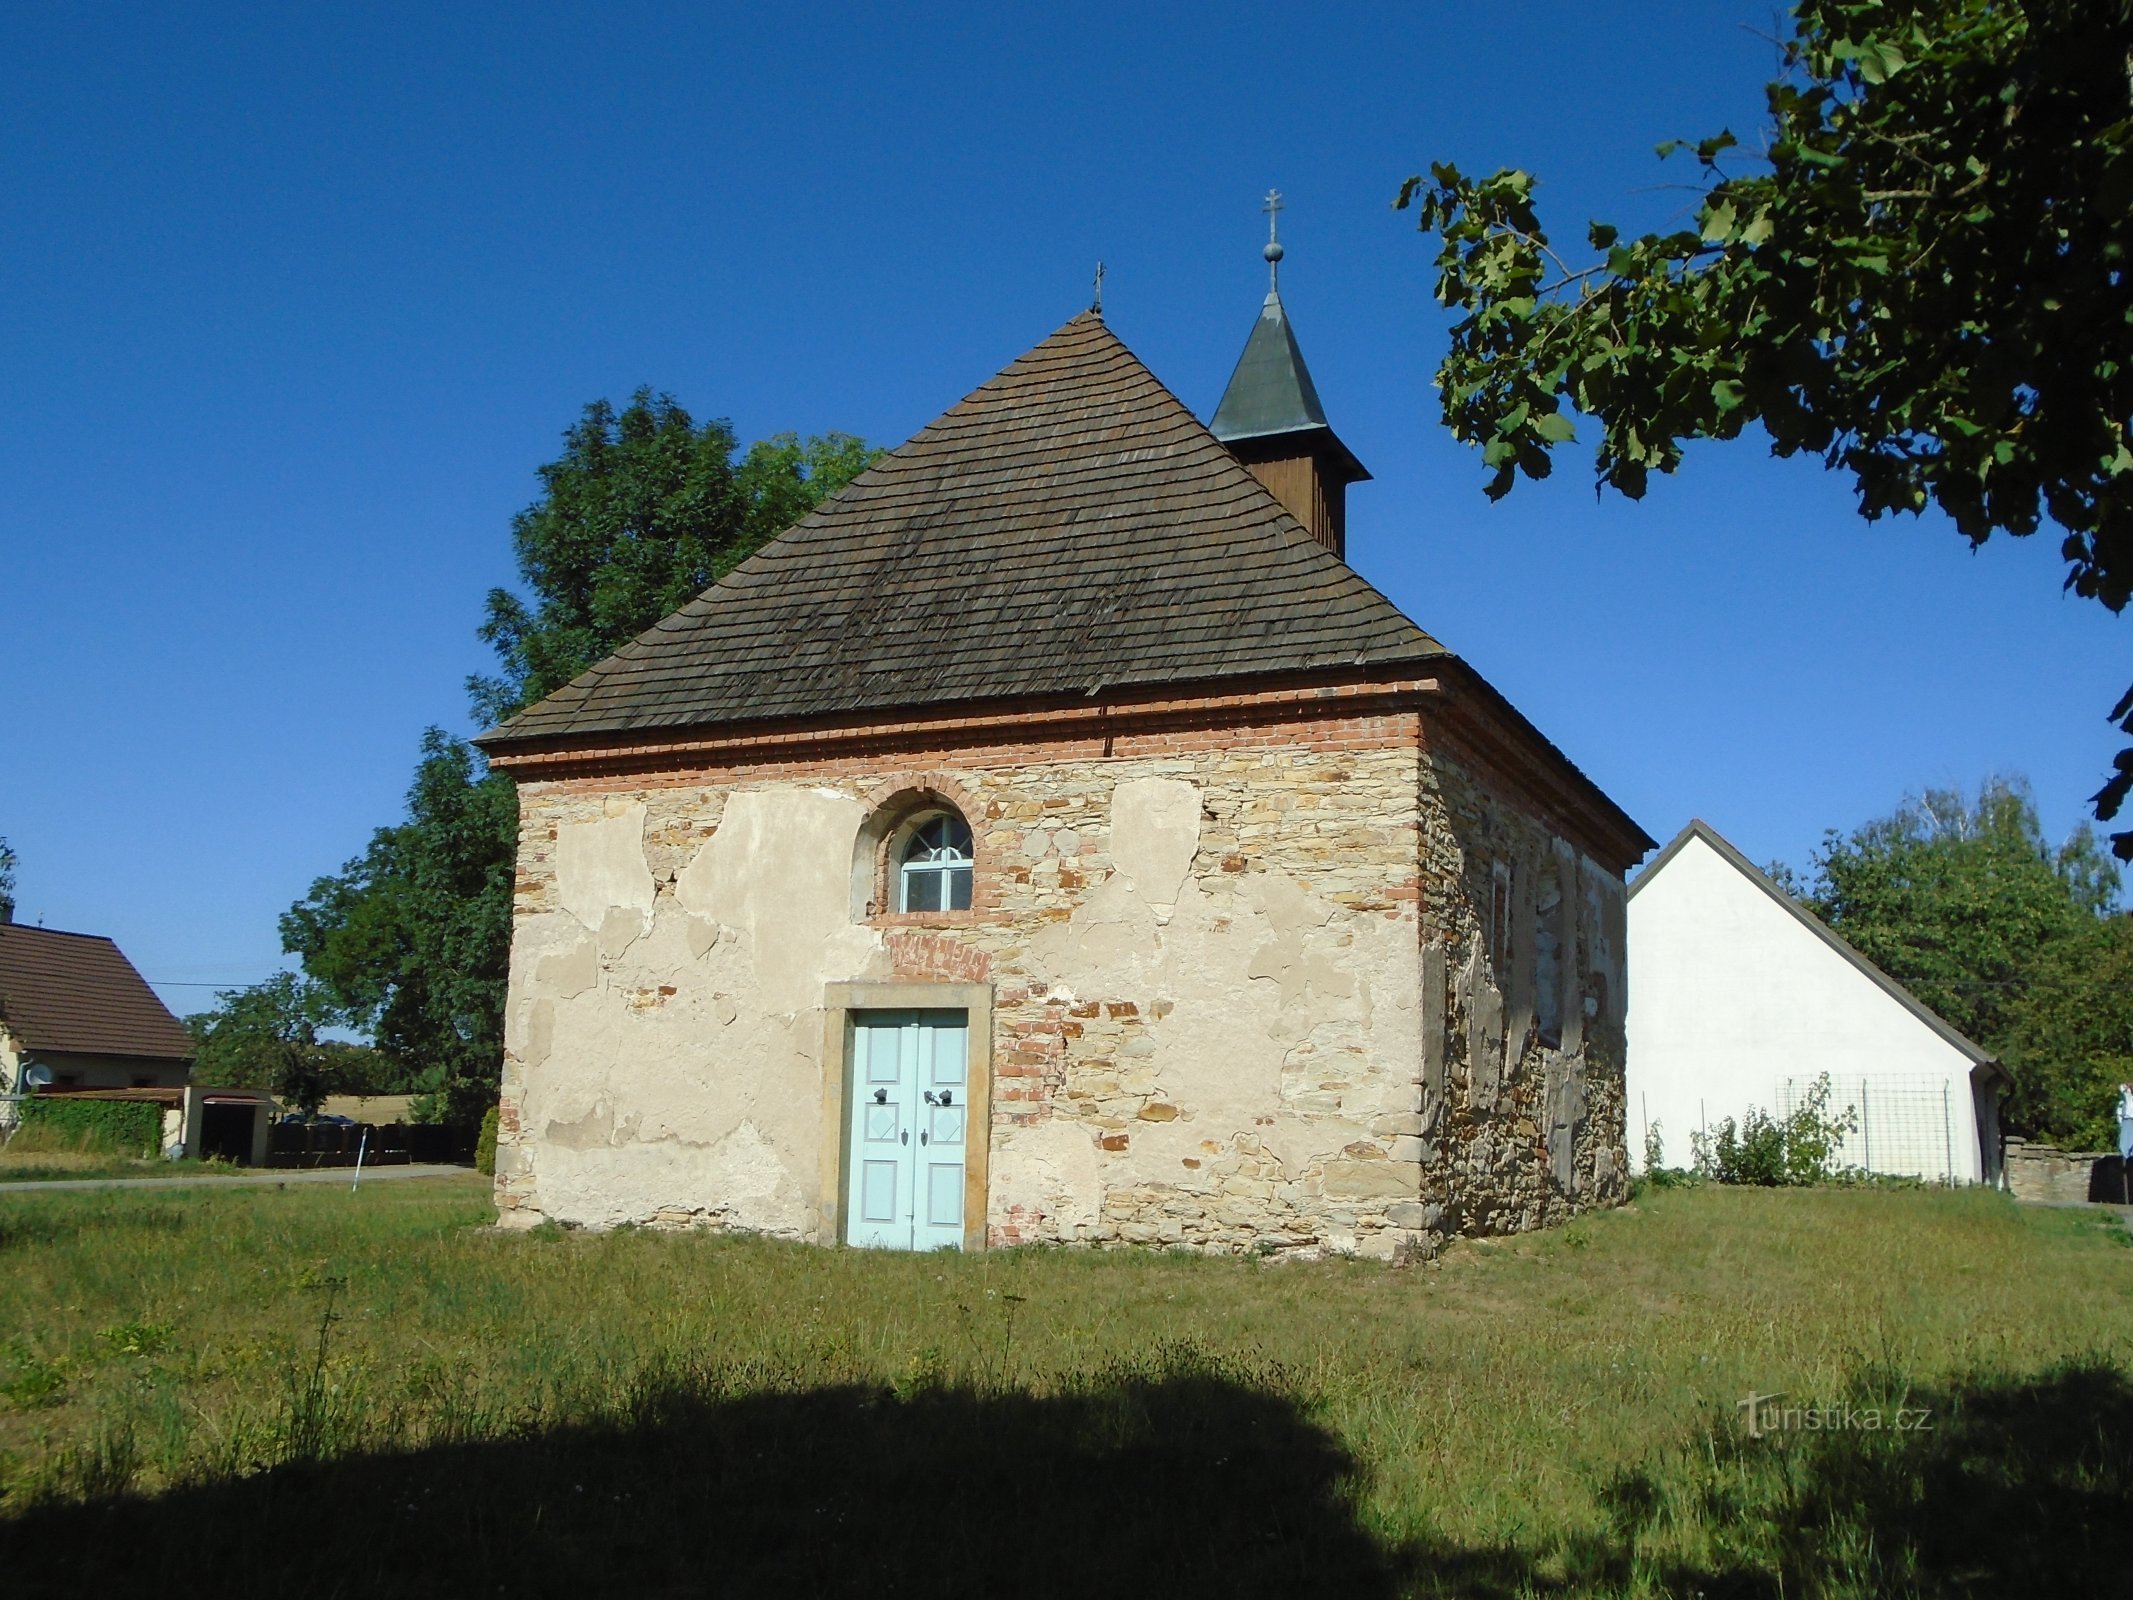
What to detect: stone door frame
<box><xmin>818</xmin><ymin>980</ymin><xmax>995</xmax><ymax>1251</ymax></box>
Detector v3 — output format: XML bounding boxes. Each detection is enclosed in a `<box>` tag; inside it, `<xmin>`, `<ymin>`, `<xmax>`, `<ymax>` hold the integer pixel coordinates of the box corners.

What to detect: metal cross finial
<box><xmin>1262</xmin><ymin>188</ymin><xmax>1285</xmax><ymax>291</ymax></box>
<box><xmin>1092</xmin><ymin>260</ymin><xmax>1105</xmax><ymax>316</ymax></box>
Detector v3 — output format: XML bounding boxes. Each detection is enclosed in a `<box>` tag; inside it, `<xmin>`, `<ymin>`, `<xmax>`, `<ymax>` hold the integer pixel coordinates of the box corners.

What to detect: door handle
<box><xmin>921</xmin><ymin>1131</ymin><xmax>929</xmax><ymax>1146</ymax></box>
<box><xmin>901</xmin><ymin>1130</ymin><xmax>909</xmax><ymax>1146</ymax></box>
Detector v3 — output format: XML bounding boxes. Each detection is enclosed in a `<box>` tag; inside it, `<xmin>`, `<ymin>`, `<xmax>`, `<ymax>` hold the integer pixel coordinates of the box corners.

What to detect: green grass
<box><xmin>0</xmin><ymin>1176</ymin><xmax>2128</xmax><ymax>1596</ymax></box>
<box><xmin>0</xmin><ymin>1122</ymin><xmax>227</xmax><ymax>1183</ymax></box>
<box><xmin>0</xmin><ymin>1153</ymin><xmax>237</xmax><ymax>1183</ymax></box>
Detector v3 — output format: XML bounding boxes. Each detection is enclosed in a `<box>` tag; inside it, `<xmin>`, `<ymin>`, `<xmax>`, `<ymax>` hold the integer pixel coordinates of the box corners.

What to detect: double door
<box><xmin>843</xmin><ymin>1010</ymin><xmax>969</xmax><ymax>1251</ymax></box>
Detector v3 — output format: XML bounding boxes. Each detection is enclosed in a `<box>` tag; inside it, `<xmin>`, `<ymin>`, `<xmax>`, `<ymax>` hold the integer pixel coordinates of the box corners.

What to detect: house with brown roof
<box><xmin>0</xmin><ymin>922</ymin><xmax>194</xmax><ymax>1101</ymax></box>
<box><xmin>475</xmin><ymin>255</ymin><xmax>1652</xmax><ymax>1258</ymax></box>
<box><xmin>0</xmin><ymin>922</ymin><xmax>270</xmax><ymax>1163</ymax></box>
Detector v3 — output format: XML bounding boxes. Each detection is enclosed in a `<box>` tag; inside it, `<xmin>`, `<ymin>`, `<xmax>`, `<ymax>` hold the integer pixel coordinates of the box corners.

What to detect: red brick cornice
<box><xmin>481</xmin><ymin>673</ymin><xmax>1448</xmax><ymax>780</ymax></box>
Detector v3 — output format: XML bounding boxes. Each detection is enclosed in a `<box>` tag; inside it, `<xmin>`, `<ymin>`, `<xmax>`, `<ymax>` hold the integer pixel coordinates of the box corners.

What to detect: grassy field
<box><xmin>0</xmin><ymin>1124</ymin><xmax>228</xmax><ymax>1183</ymax></box>
<box><xmin>0</xmin><ymin>1150</ymin><xmax>230</xmax><ymax>1183</ymax></box>
<box><xmin>0</xmin><ymin>1175</ymin><xmax>2127</xmax><ymax>1597</ymax></box>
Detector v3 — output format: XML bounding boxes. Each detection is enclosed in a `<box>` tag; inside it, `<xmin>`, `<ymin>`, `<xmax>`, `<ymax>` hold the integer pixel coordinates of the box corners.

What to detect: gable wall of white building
<box><xmin>1626</xmin><ymin>833</ymin><xmax>1989</xmax><ymax>1180</ymax></box>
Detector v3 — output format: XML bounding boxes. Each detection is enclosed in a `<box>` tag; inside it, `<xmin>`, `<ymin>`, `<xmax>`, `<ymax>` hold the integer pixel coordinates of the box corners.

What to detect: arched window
<box><xmin>897</xmin><ymin>811</ymin><xmax>973</xmax><ymax>912</ymax></box>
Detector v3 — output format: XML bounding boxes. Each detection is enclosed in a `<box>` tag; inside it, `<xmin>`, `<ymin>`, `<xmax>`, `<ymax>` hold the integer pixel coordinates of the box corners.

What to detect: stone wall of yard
<box><xmin>2004</xmin><ymin>1138</ymin><xmax>2129</xmax><ymax>1206</ymax></box>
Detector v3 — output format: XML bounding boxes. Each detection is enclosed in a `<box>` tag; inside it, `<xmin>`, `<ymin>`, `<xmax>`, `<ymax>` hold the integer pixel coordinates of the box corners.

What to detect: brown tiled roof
<box><xmin>478</xmin><ymin>311</ymin><xmax>1446</xmax><ymax>749</ymax></box>
<box><xmin>0</xmin><ymin>924</ymin><xmax>195</xmax><ymax>1062</ymax></box>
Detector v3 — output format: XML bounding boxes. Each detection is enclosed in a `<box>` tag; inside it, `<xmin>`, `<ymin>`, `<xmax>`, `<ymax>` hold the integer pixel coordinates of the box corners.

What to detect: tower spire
<box><xmin>1262</xmin><ymin>188</ymin><xmax>1284</xmax><ymax>293</ymax></box>
<box><xmin>1211</xmin><ymin>189</ymin><xmax>1369</xmax><ymax>560</ymax></box>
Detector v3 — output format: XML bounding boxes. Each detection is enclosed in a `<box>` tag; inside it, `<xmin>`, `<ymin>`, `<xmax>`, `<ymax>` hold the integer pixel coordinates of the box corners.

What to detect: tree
<box><xmin>288</xmin><ymin>395</ymin><xmax>877</xmax><ymax>1123</ymax></box>
<box><xmin>471</xmin><ymin>394</ymin><xmax>875</xmax><ymax>725</ymax></box>
<box><xmin>0</xmin><ymin>836</ymin><xmax>15</xmax><ymax>924</ymax></box>
<box><xmin>281</xmin><ymin>732</ymin><xmax>518</xmax><ymax>1124</ymax></box>
<box><xmin>1398</xmin><ymin>0</ymin><xmax>2133</xmax><ymax>849</ymax></box>
<box><xmin>2001</xmin><ymin>913</ymin><xmax>2133</xmax><ymax>1147</ymax></box>
<box><xmin>1784</xmin><ymin>775</ymin><xmax>2123</xmax><ymax>1138</ymax></box>
<box><xmin>188</xmin><ymin>973</ymin><xmax>338</xmax><ymax>1116</ymax></box>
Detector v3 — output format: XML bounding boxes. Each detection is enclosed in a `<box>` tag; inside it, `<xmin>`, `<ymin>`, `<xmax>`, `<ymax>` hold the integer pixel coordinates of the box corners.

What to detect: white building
<box><xmin>1627</xmin><ymin>820</ymin><xmax>2004</xmax><ymax>1184</ymax></box>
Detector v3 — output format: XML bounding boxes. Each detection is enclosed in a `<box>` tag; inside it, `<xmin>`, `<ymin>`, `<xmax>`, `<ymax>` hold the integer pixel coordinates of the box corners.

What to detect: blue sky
<box><xmin>3</xmin><ymin>4</ymin><xmax>2122</xmax><ymax>1014</ymax></box>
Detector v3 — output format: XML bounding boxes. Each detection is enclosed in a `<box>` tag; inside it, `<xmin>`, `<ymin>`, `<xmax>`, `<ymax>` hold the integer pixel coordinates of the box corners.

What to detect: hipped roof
<box><xmin>0</xmin><ymin>923</ymin><xmax>195</xmax><ymax>1062</ymax></box>
<box><xmin>479</xmin><ymin>311</ymin><xmax>1442</xmax><ymax>749</ymax></box>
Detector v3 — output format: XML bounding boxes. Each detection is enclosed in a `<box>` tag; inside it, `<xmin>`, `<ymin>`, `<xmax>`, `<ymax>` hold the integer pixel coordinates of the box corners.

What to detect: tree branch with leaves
<box><xmin>1399</xmin><ymin>0</ymin><xmax>2133</xmax><ymax>848</ymax></box>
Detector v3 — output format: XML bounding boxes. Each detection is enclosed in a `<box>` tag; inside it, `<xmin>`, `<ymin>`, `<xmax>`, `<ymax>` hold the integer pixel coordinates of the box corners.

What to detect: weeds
<box><xmin>279</xmin><ymin>1275</ymin><xmax>348</xmax><ymax>1466</ymax></box>
<box><xmin>95</xmin><ymin>1320</ymin><xmax>175</xmax><ymax>1358</ymax></box>
<box><xmin>1691</xmin><ymin>1072</ymin><xmax>1862</xmax><ymax>1185</ymax></box>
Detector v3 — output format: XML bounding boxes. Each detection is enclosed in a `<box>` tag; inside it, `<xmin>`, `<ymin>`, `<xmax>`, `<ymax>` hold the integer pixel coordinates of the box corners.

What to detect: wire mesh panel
<box><xmin>1775</xmin><ymin>1074</ymin><xmax>1958</xmax><ymax>1182</ymax></box>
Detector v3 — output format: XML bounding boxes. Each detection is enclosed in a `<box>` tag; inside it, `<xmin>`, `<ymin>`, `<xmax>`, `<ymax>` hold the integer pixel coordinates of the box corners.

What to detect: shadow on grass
<box><xmin>3</xmin><ymin>1355</ymin><xmax>2130</xmax><ymax>1598</ymax></box>
<box><xmin>1</xmin><ymin>1357</ymin><xmax>1411</xmax><ymax>1599</ymax></box>
<box><xmin>1594</xmin><ymin>1359</ymin><xmax>2133</xmax><ymax>1599</ymax></box>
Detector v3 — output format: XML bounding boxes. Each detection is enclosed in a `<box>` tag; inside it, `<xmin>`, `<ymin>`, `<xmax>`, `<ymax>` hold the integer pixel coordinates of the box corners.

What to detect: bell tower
<box><xmin>1210</xmin><ymin>191</ymin><xmax>1370</xmax><ymax>559</ymax></box>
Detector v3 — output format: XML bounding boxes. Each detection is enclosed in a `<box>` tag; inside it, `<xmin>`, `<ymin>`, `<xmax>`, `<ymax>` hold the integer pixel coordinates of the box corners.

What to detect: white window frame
<box><xmin>896</xmin><ymin>811</ymin><xmax>974</xmax><ymax>913</ymax></box>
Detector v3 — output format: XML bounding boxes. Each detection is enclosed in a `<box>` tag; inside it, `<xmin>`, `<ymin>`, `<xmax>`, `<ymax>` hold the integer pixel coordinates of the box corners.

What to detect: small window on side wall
<box><xmin>898</xmin><ymin>811</ymin><xmax>974</xmax><ymax>912</ymax></box>
<box><xmin>1488</xmin><ymin>860</ymin><xmax>1513</xmax><ymax>977</ymax></box>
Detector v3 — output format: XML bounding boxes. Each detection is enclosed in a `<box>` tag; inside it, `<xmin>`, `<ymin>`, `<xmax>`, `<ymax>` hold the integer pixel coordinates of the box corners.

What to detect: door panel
<box><xmin>843</xmin><ymin>1010</ymin><xmax>970</xmax><ymax>1251</ymax></box>
<box><xmin>859</xmin><ymin>1159</ymin><xmax>900</xmax><ymax>1224</ymax></box>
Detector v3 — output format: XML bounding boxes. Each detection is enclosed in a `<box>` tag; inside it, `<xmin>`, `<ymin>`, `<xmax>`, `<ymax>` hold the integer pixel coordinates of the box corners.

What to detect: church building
<box><xmin>475</xmin><ymin>238</ymin><xmax>1652</xmax><ymax>1259</ymax></box>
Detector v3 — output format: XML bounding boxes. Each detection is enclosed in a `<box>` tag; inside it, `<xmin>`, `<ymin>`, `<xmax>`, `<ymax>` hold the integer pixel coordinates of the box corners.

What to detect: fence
<box><xmin>1773</xmin><ymin>1073</ymin><xmax>1963</xmax><ymax>1182</ymax></box>
<box><xmin>266</xmin><ymin>1120</ymin><xmax>478</xmax><ymax>1168</ymax></box>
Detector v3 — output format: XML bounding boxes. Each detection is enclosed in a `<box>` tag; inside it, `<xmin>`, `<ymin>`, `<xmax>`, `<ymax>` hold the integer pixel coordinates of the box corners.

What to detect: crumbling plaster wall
<box><xmin>1417</xmin><ymin>736</ymin><xmax>1632</xmax><ymax>1236</ymax></box>
<box><xmin>493</xmin><ymin>711</ymin><xmax>1630</xmax><ymax>1254</ymax></box>
<box><xmin>0</xmin><ymin>1023</ymin><xmax>21</xmax><ymax>1129</ymax></box>
<box><xmin>496</xmin><ymin>723</ymin><xmax>1442</xmax><ymax>1257</ymax></box>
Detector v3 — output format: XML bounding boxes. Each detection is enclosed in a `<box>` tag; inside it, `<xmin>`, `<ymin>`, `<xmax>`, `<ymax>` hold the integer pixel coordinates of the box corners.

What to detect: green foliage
<box><xmin>2001</xmin><ymin>914</ymin><xmax>2133</xmax><ymax>1148</ymax></box>
<box><xmin>281</xmin><ymin>733</ymin><xmax>518</xmax><ymax>1126</ymax></box>
<box><xmin>469</xmin><ymin>394</ymin><xmax>877</xmax><ymax>726</ymax></box>
<box><xmin>1639</xmin><ymin>1121</ymin><xmax>1695</xmax><ymax>1189</ymax></box>
<box><xmin>1782</xmin><ymin>777</ymin><xmax>2131</xmax><ymax>1144</ymax></box>
<box><xmin>474</xmin><ymin>1105</ymin><xmax>498</xmax><ymax>1177</ymax></box>
<box><xmin>96</xmin><ymin>1319</ymin><xmax>175</xmax><ymax>1358</ymax></box>
<box><xmin>283</xmin><ymin>398</ymin><xmax>874</xmax><ymax>1126</ymax></box>
<box><xmin>1692</xmin><ymin>1074</ymin><xmax>1861</xmax><ymax>1185</ymax></box>
<box><xmin>185</xmin><ymin>973</ymin><xmax>338</xmax><ymax>1116</ymax></box>
<box><xmin>1795</xmin><ymin>777</ymin><xmax>2118</xmax><ymax>1049</ymax></box>
<box><xmin>16</xmin><ymin>1097</ymin><xmax>161</xmax><ymax>1158</ymax></box>
<box><xmin>0</xmin><ymin>835</ymin><xmax>16</xmax><ymax>923</ymax></box>
<box><xmin>1398</xmin><ymin>0</ymin><xmax>2133</xmax><ymax>851</ymax></box>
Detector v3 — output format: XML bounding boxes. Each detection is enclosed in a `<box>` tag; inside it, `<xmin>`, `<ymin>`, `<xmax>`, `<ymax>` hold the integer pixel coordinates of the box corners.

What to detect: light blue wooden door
<box><xmin>844</xmin><ymin>1010</ymin><xmax>969</xmax><ymax>1251</ymax></box>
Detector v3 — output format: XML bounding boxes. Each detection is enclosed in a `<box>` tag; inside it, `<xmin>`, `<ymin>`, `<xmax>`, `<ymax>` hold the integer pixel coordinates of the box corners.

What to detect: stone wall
<box><xmin>493</xmin><ymin>696</ymin><xmax>1631</xmax><ymax>1258</ymax></box>
<box><xmin>1417</xmin><ymin>731</ymin><xmax>1631</xmax><ymax>1238</ymax></box>
<box><xmin>2004</xmin><ymin>1139</ymin><xmax>2127</xmax><ymax>1206</ymax></box>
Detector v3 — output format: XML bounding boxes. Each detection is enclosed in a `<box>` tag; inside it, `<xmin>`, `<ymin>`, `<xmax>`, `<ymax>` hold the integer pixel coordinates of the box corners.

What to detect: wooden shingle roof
<box><xmin>478</xmin><ymin>312</ymin><xmax>1446</xmax><ymax>750</ymax></box>
<box><xmin>0</xmin><ymin>923</ymin><xmax>195</xmax><ymax>1062</ymax></box>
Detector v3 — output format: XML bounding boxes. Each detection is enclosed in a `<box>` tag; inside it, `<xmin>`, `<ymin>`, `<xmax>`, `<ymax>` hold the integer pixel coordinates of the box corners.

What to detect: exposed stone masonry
<box><xmin>493</xmin><ymin>698</ymin><xmax>1631</xmax><ymax>1259</ymax></box>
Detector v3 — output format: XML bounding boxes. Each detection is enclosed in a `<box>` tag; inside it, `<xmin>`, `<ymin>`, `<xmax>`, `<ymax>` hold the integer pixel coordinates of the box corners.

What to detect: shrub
<box><xmin>14</xmin><ymin>1097</ymin><xmax>161</xmax><ymax>1158</ymax></box>
<box><xmin>474</xmin><ymin>1106</ymin><xmax>499</xmax><ymax>1177</ymax></box>
<box><xmin>1691</xmin><ymin>1074</ymin><xmax>1860</xmax><ymax>1186</ymax></box>
<box><xmin>1639</xmin><ymin>1122</ymin><xmax>1696</xmax><ymax>1190</ymax></box>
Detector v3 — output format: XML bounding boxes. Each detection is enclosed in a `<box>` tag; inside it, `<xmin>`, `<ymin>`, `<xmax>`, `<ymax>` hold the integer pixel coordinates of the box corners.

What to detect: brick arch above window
<box><xmin>852</xmin><ymin>774</ymin><xmax>991</xmax><ymax>925</ymax></box>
